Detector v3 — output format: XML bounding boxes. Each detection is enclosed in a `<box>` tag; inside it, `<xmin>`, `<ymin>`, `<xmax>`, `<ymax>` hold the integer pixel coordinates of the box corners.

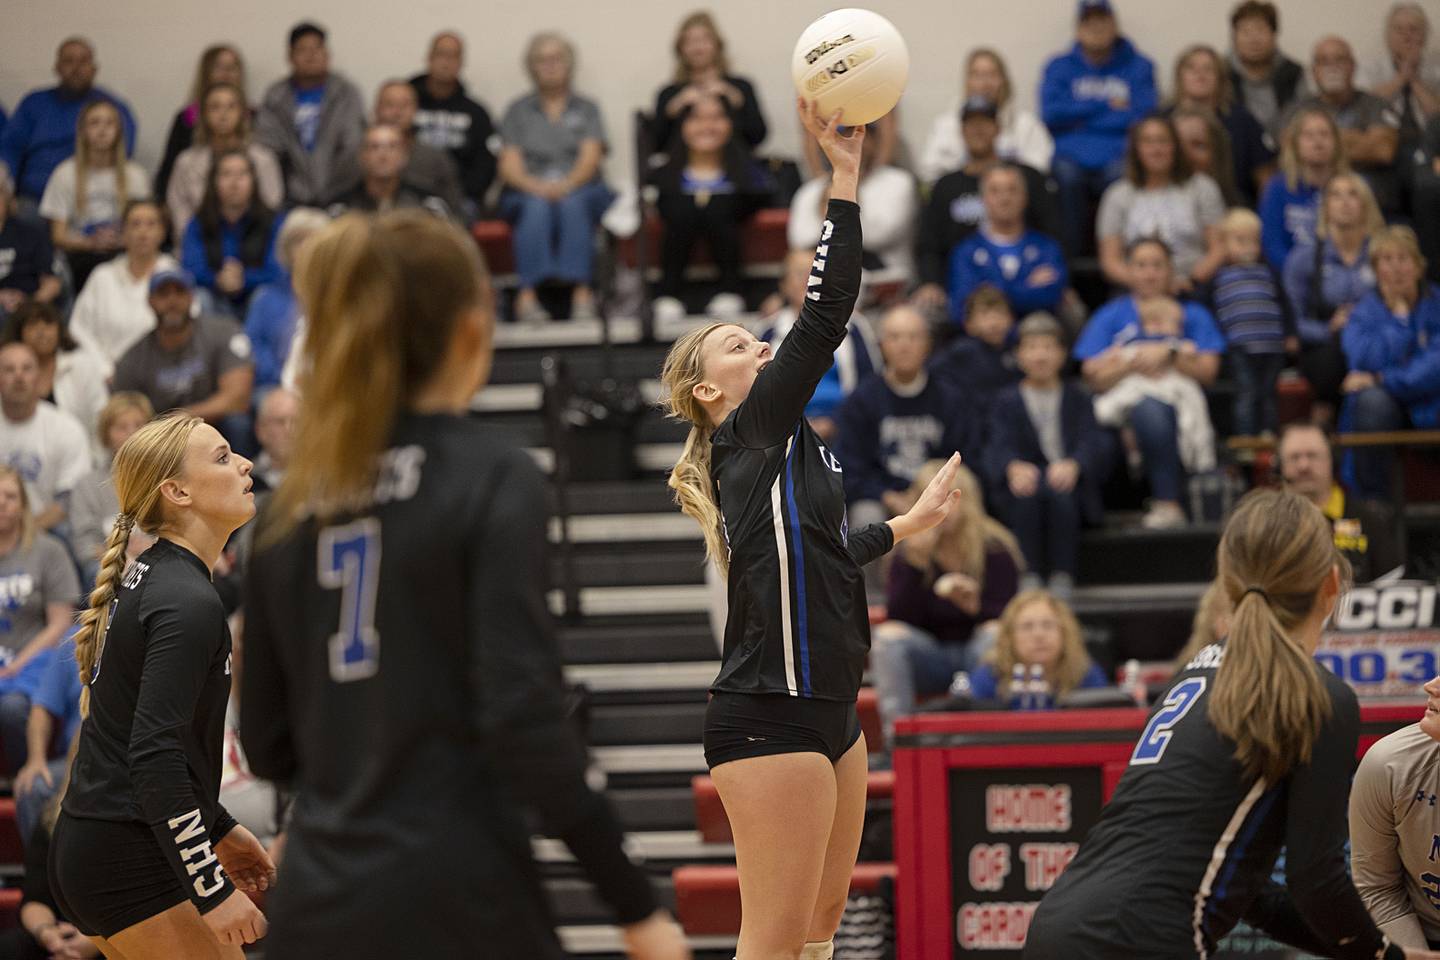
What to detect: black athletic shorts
<box><xmin>50</xmin><ymin>812</ymin><xmax>190</xmax><ymax>938</ymax></box>
<box><xmin>704</xmin><ymin>691</ymin><xmax>862</xmax><ymax>768</ymax></box>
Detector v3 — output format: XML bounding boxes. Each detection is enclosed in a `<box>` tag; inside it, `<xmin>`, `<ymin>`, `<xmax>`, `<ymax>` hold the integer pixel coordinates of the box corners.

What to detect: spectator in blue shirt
<box><xmin>245</xmin><ymin>207</ymin><xmax>329</xmax><ymax>394</ymax></box>
<box><xmin>985</xmin><ymin>314</ymin><xmax>1109</xmax><ymax>596</ymax></box>
<box><xmin>1075</xmin><ymin>238</ymin><xmax>1225</xmax><ymax>529</ymax></box>
<box><xmin>13</xmin><ymin>633</ymin><xmax>82</xmax><ymax>849</ymax></box>
<box><xmin>1200</xmin><ymin>208</ymin><xmax>1296</xmax><ymax>437</ymax></box>
<box><xmin>1282</xmin><ymin>172</ymin><xmax>1382</xmax><ymax>422</ymax></box>
<box><xmin>1040</xmin><ymin>0</ymin><xmax>1157</xmax><ymax>255</ymax></box>
<box><xmin>1341</xmin><ymin>227</ymin><xmax>1440</xmax><ymax>499</ymax></box>
<box><xmin>181</xmin><ymin>150</ymin><xmax>283</xmax><ymax>318</ymax></box>
<box><xmin>967</xmin><ymin>590</ymin><xmax>1109</xmax><ymax>705</ymax></box>
<box><xmin>0</xmin><ymin>37</ymin><xmax>137</xmax><ymax>205</ymax></box>
<box><xmin>1258</xmin><ymin>106</ymin><xmax>1346</xmax><ymax>271</ymax></box>
<box><xmin>949</xmin><ymin>165</ymin><xmax>1067</xmax><ymax>321</ymax></box>
<box><xmin>931</xmin><ymin>284</ymin><xmax>1023</xmax><ymax>412</ymax></box>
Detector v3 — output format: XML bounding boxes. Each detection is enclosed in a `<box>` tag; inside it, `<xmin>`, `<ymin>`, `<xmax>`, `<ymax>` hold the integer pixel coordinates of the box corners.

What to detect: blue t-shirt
<box><xmin>1072</xmin><ymin>295</ymin><xmax>1227</xmax><ymax>361</ymax></box>
<box><xmin>969</xmin><ymin>661</ymin><xmax>1110</xmax><ymax>704</ymax></box>
<box><xmin>293</xmin><ymin>84</ymin><xmax>326</xmax><ymax>153</ymax></box>
<box><xmin>1258</xmin><ymin>174</ymin><xmax>1320</xmax><ymax>272</ymax></box>
<box><xmin>33</xmin><ymin>634</ymin><xmax>82</xmax><ymax>747</ymax></box>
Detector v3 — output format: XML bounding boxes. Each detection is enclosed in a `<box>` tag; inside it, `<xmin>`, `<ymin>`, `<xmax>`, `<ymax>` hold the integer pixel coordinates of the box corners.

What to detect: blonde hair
<box><xmin>95</xmin><ymin>391</ymin><xmax>154</xmax><ymax>451</ymax></box>
<box><xmin>267</xmin><ymin>211</ymin><xmax>490</xmax><ymax>539</ymax></box>
<box><xmin>0</xmin><ymin>466</ymin><xmax>36</xmax><ymax>553</ymax></box>
<box><xmin>73</xmin><ymin>413</ymin><xmax>204</xmax><ymax>716</ymax></box>
<box><xmin>273</xmin><ymin>206</ymin><xmax>330</xmax><ymax>272</ymax></box>
<box><xmin>902</xmin><ymin>459</ymin><xmax>1023</xmax><ymax>587</ymax></box>
<box><xmin>672</xmin><ymin>11</ymin><xmax>730</xmax><ymax>84</ymax></box>
<box><xmin>1209</xmin><ymin>489</ymin><xmax>1349</xmax><ymax>784</ymax></box>
<box><xmin>965</xmin><ymin>49</ymin><xmax>1013</xmax><ymax>109</ymax></box>
<box><xmin>660</xmin><ymin>322</ymin><xmax>733</xmax><ymax>575</ymax></box>
<box><xmin>988</xmin><ymin>589</ymin><xmax>1092</xmax><ymax>702</ymax></box>
<box><xmin>187</xmin><ymin>44</ymin><xmax>246</xmax><ymax>108</ymax></box>
<box><xmin>1175</xmin><ymin>579</ymin><xmax>1232</xmax><ymax>668</ymax></box>
<box><xmin>1219</xmin><ymin>207</ymin><xmax>1262</xmax><ymax>237</ymax></box>
<box><xmin>73</xmin><ymin>100</ymin><xmax>131</xmax><ymax>226</ymax></box>
<box><xmin>1278</xmin><ymin>107</ymin><xmax>1348</xmax><ymax>191</ymax></box>
<box><xmin>1317</xmin><ymin>172</ymin><xmax>1385</xmax><ymax>242</ymax></box>
<box><xmin>1370</xmin><ymin>224</ymin><xmax>1428</xmax><ymax>281</ymax></box>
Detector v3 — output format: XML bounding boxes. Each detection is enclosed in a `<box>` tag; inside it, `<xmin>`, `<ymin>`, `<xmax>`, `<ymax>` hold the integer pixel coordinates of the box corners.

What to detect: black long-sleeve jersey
<box><xmin>1025</xmin><ymin>643</ymin><xmax>1404</xmax><ymax>960</ymax></box>
<box><xmin>63</xmin><ymin>538</ymin><xmax>238</xmax><ymax>915</ymax></box>
<box><xmin>711</xmin><ymin>199</ymin><xmax>896</xmax><ymax>703</ymax></box>
<box><xmin>240</xmin><ymin>415</ymin><xmax>655</xmax><ymax>959</ymax></box>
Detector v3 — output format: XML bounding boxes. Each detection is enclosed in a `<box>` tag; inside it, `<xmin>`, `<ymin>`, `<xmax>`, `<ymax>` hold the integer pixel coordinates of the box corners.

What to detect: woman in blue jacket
<box><xmin>1341</xmin><ymin>227</ymin><xmax>1440</xmax><ymax>500</ymax></box>
<box><xmin>243</xmin><ymin>207</ymin><xmax>330</xmax><ymax>394</ymax></box>
<box><xmin>181</xmin><ymin>149</ymin><xmax>282</xmax><ymax>318</ymax></box>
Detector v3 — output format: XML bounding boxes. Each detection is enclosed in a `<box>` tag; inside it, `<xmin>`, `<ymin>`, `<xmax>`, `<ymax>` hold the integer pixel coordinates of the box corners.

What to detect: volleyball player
<box><xmin>1024</xmin><ymin>489</ymin><xmax>1440</xmax><ymax>960</ymax></box>
<box><xmin>238</xmin><ymin>211</ymin><xmax>689</xmax><ymax>959</ymax></box>
<box><xmin>51</xmin><ymin>414</ymin><xmax>275</xmax><ymax>959</ymax></box>
<box><xmin>1348</xmin><ymin>673</ymin><xmax>1440</xmax><ymax>949</ymax></box>
<box><xmin>659</xmin><ymin>98</ymin><xmax>965</xmax><ymax>960</ymax></box>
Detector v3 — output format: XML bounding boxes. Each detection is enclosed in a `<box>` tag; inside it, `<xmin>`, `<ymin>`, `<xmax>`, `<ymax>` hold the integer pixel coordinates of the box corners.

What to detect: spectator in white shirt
<box><xmin>67</xmin><ymin>199</ymin><xmax>176</xmax><ymax>371</ymax></box>
<box><xmin>919</xmin><ymin>48</ymin><xmax>1055</xmax><ymax>184</ymax></box>
<box><xmin>0</xmin><ymin>343</ymin><xmax>91</xmax><ymax>534</ymax></box>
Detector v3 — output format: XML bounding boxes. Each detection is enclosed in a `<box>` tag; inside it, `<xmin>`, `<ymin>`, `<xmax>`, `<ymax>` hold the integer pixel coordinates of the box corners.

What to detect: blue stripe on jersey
<box><xmin>783</xmin><ymin>426</ymin><xmax>813</xmax><ymax>697</ymax></box>
<box><xmin>1203</xmin><ymin>785</ymin><xmax>1280</xmax><ymax>936</ymax></box>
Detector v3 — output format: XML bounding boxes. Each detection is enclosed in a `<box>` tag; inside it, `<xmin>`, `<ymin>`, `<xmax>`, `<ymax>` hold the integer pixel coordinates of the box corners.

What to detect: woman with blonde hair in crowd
<box><xmin>660</xmin><ymin>100</ymin><xmax>964</xmax><ymax>960</ymax></box>
<box><xmin>67</xmin><ymin>392</ymin><xmax>153</xmax><ymax>586</ymax></box>
<box><xmin>652</xmin><ymin>10</ymin><xmax>767</xmax><ymax>153</ymax></box>
<box><xmin>1282</xmin><ymin>172</ymin><xmax>1385</xmax><ymax>424</ymax></box>
<box><xmin>918</xmin><ymin>47</ymin><xmax>1054</xmax><ymax>184</ymax></box>
<box><xmin>967</xmin><ymin>588</ymin><xmax>1108</xmax><ymax>706</ymax></box>
<box><xmin>51</xmin><ymin>414</ymin><xmax>272</xmax><ymax>958</ymax></box>
<box><xmin>0</xmin><ymin>465</ymin><xmax>80</xmax><ymax>780</ymax></box>
<box><xmin>1166</xmin><ymin>43</ymin><xmax>1273</xmax><ymax>205</ymax></box>
<box><xmin>38</xmin><ymin>99</ymin><xmax>150</xmax><ymax>289</ymax></box>
<box><xmin>871</xmin><ymin>461</ymin><xmax>1022</xmax><ymax>749</ymax></box>
<box><xmin>155</xmin><ymin>44</ymin><xmax>248</xmax><ymax>200</ymax></box>
<box><xmin>1259</xmin><ymin>107</ymin><xmax>1348</xmax><ymax>270</ymax></box>
<box><xmin>1026</xmin><ymin>489</ymin><xmax>1439</xmax><ymax>960</ymax></box>
<box><xmin>239</xmin><ymin>208</ymin><xmax>687</xmax><ymax>960</ymax></box>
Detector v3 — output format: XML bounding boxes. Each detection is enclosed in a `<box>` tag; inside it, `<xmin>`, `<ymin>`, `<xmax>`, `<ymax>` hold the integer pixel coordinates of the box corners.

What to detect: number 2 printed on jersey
<box><xmin>1130</xmin><ymin>677</ymin><xmax>1207</xmax><ymax>766</ymax></box>
<box><xmin>318</xmin><ymin>518</ymin><xmax>382</xmax><ymax>682</ymax></box>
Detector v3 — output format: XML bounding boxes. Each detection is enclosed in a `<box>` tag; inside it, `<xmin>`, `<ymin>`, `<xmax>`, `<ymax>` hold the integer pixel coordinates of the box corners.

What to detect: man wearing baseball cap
<box><xmin>111</xmin><ymin>269</ymin><xmax>256</xmax><ymax>453</ymax></box>
<box><xmin>1040</xmin><ymin>0</ymin><xmax>1157</xmax><ymax>255</ymax></box>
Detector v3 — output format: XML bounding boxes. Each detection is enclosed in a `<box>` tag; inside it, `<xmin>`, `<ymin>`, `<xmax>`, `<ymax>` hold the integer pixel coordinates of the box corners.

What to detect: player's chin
<box><xmin>1421</xmin><ymin>710</ymin><xmax>1440</xmax><ymax>744</ymax></box>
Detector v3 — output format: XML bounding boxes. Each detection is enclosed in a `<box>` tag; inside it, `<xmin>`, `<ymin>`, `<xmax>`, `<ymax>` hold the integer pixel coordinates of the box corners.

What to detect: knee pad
<box><xmin>800</xmin><ymin>940</ymin><xmax>834</xmax><ymax>960</ymax></box>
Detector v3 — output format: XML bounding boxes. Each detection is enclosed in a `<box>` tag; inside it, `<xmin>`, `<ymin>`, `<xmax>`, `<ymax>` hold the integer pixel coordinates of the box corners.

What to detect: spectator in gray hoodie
<box><xmin>255</xmin><ymin>21</ymin><xmax>366</xmax><ymax>205</ymax></box>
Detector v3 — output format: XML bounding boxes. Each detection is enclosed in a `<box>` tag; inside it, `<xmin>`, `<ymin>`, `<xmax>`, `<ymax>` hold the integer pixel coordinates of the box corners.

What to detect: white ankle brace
<box><xmin>799</xmin><ymin>940</ymin><xmax>835</xmax><ymax>960</ymax></box>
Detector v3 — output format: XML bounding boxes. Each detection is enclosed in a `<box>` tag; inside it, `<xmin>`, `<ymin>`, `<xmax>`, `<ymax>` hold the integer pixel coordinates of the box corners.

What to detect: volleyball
<box><xmin>791</xmin><ymin>8</ymin><xmax>909</xmax><ymax>127</ymax></box>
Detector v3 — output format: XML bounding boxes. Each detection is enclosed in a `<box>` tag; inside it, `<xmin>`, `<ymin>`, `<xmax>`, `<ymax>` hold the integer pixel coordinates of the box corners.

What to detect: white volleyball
<box><xmin>791</xmin><ymin>8</ymin><xmax>909</xmax><ymax>127</ymax></box>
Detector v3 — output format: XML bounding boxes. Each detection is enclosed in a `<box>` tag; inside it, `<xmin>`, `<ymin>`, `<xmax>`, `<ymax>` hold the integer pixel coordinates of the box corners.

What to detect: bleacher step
<box><xmin>536</xmin><ymin>831</ymin><xmax>733</xmax><ymax>866</ymax></box>
<box><xmin>559</xmin><ymin>924</ymin><xmax>736</xmax><ymax>959</ymax></box>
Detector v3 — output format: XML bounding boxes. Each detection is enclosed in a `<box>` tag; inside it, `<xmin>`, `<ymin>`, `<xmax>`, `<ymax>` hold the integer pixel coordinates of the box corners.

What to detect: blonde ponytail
<box><xmin>1209</xmin><ymin>489</ymin><xmax>1349</xmax><ymax>784</ymax></box>
<box><xmin>670</xmin><ymin>424</ymin><xmax>729</xmax><ymax>576</ymax></box>
<box><xmin>266</xmin><ymin>211</ymin><xmax>489</xmax><ymax>541</ymax></box>
<box><xmin>72</xmin><ymin>412</ymin><xmax>203</xmax><ymax>716</ymax></box>
<box><xmin>660</xmin><ymin>322</ymin><xmax>736</xmax><ymax>576</ymax></box>
<box><xmin>74</xmin><ymin>516</ymin><xmax>134</xmax><ymax>717</ymax></box>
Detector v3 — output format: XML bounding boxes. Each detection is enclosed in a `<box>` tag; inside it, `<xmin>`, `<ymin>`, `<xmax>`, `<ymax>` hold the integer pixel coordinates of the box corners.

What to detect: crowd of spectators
<box><xmin>0</xmin><ymin>0</ymin><xmax>1432</xmax><ymax>914</ymax></box>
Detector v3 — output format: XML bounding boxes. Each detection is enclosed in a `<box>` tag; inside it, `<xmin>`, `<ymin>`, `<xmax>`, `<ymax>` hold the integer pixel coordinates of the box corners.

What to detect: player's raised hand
<box><xmin>797</xmin><ymin>96</ymin><xmax>865</xmax><ymax>188</ymax></box>
<box><xmin>888</xmin><ymin>453</ymin><xmax>963</xmax><ymax>545</ymax></box>
<box><xmin>622</xmin><ymin>909</ymin><xmax>691</xmax><ymax>960</ymax></box>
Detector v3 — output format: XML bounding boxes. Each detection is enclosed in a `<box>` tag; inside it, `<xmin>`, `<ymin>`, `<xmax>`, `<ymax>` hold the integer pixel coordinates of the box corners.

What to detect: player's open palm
<box><xmin>797</xmin><ymin>96</ymin><xmax>865</xmax><ymax>180</ymax></box>
<box><xmin>904</xmin><ymin>452</ymin><xmax>963</xmax><ymax>534</ymax></box>
<box><xmin>216</xmin><ymin>824</ymin><xmax>277</xmax><ymax>893</ymax></box>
